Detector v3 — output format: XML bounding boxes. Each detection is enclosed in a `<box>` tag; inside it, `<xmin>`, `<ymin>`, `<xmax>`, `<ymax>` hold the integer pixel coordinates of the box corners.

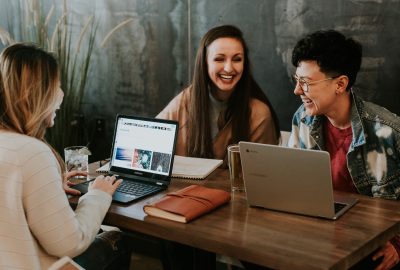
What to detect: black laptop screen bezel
<box><xmin>108</xmin><ymin>114</ymin><xmax>178</xmax><ymax>185</ymax></box>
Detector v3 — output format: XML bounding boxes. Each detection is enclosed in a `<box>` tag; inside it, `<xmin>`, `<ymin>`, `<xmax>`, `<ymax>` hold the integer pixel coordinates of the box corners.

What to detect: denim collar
<box><xmin>300</xmin><ymin>90</ymin><xmax>367</xmax><ymax>150</ymax></box>
<box><xmin>349</xmin><ymin>91</ymin><xmax>366</xmax><ymax>150</ymax></box>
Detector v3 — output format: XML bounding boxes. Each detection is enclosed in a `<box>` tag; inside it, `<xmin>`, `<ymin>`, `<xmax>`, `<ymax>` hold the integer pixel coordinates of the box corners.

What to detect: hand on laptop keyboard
<box><xmin>89</xmin><ymin>175</ymin><xmax>123</xmax><ymax>196</ymax></box>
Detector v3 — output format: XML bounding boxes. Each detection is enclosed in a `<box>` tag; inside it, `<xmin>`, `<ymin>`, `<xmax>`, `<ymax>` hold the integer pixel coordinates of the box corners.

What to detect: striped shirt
<box><xmin>0</xmin><ymin>131</ymin><xmax>111</xmax><ymax>269</ymax></box>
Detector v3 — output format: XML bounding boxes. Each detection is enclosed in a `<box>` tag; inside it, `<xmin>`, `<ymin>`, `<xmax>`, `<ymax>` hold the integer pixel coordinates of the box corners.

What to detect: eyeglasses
<box><xmin>292</xmin><ymin>75</ymin><xmax>338</xmax><ymax>92</ymax></box>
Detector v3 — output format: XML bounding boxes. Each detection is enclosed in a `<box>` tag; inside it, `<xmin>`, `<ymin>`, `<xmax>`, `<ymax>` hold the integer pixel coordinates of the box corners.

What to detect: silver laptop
<box><xmin>239</xmin><ymin>142</ymin><xmax>358</xmax><ymax>220</ymax></box>
<box><xmin>73</xmin><ymin>115</ymin><xmax>178</xmax><ymax>204</ymax></box>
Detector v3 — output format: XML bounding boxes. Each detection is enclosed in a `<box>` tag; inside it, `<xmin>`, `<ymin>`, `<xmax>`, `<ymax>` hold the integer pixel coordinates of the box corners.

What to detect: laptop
<box><xmin>73</xmin><ymin>115</ymin><xmax>178</xmax><ymax>203</ymax></box>
<box><xmin>239</xmin><ymin>142</ymin><xmax>358</xmax><ymax>220</ymax></box>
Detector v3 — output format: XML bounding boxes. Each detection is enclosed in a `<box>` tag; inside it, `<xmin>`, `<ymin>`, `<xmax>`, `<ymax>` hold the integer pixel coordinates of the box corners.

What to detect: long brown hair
<box><xmin>0</xmin><ymin>43</ymin><xmax>65</xmax><ymax>170</ymax></box>
<box><xmin>187</xmin><ymin>25</ymin><xmax>280</xmax><ymax>158</ymax></box>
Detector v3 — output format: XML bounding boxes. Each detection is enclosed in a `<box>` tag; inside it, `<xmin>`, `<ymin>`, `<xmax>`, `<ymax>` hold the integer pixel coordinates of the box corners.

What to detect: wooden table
<box><xmin>69</xmin><ymin>164</ymin><xmax>400</xmax><ymax>270</ymax></box>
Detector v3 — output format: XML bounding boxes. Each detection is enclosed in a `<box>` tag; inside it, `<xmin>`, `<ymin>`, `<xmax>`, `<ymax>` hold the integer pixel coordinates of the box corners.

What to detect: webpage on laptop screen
<box><xmin>111</xmin><ymin>118</ymin><xmax>176</xmax><ymax>176</ymax></box>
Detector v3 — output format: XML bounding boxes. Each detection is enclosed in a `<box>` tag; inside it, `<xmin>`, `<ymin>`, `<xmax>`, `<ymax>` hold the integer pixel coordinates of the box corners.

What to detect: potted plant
<box><xmin>0</xmin><ymin>0</ymin><xmax>132</xmax><ymax>154</ymax></box>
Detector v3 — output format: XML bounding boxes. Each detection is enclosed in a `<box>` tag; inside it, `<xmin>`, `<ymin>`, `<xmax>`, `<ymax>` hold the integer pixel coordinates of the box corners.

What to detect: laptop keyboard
<box><xmin>116</xmin><ymin>180</ymin><xmax>161</xmax><ymax>196</ymax></box>
<box><xmin>334</xmin><ymin>202</ymin><xmax>347</xmax><ymax>213</ymax></box>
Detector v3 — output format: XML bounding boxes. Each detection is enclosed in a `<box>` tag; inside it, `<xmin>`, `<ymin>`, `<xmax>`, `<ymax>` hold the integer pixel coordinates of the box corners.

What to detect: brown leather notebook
<box><xmin>143</xmin><ymin>185</ymin><xmax>231</xmax><ymax>223</ymax></box>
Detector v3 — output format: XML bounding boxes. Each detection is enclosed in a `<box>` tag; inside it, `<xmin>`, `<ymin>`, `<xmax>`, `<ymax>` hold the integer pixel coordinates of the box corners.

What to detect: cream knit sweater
<box><xmin>0</xmin><ymin>131</ymin><xmax>112</xmax><ymax>269</ymax></box>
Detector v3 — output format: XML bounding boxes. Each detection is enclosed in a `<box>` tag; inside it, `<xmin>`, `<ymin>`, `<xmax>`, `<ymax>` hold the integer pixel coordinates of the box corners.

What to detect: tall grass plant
<box><xmin>0</xmin><ymin>0</ymin><xmax>132</xmax><ymax>154</ymax></box>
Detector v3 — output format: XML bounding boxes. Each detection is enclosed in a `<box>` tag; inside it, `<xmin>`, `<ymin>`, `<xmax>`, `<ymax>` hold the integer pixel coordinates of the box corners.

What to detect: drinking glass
<box><xmin>227</xmin><ymin>144</ymin><xmax>245</xmax><ymax>192</ymax></box>
<box><xmin>64</xmin><ymin>146</ymin><xmax>90</xmax><ymax>182</ymax></box>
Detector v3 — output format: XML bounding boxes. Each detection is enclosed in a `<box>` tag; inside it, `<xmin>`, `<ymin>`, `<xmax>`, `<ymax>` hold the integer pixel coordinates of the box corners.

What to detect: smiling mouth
<box><xmin>219</xmin><ymin>74</ymin><xmax>234</xmax><ymax>81</ymax></box>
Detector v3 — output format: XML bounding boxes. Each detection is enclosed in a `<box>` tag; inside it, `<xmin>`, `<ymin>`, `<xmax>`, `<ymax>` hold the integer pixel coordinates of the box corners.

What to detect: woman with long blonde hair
<box><xmin>0</xmin><ymin>43</ymin><xmax>129</xmax><ymax>269</ymax></box>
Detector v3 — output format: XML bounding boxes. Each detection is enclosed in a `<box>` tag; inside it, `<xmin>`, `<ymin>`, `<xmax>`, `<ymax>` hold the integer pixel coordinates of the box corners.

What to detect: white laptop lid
<box><xmin>239</xmin><ymin>142</ymin><xmax>357</xmax><ymax>219</ymax></box>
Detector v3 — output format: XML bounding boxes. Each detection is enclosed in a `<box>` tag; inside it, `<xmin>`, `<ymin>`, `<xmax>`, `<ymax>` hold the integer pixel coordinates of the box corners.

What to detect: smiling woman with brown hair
<box><xmin>158</xmin><ymin>25</ymin><xmax>280</xmax><ymax>164</ymax></box>
<box><xmin>157</xmin><ymin>25</ymin><xmax>281</xmax><ymax>270</ymax></box>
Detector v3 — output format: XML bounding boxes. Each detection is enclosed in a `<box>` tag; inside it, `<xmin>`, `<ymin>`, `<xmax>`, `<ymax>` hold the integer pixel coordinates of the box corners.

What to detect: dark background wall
<box><xmin>1</xmin><ymin>0</ymin><xmax>400</xmax><ymax>160</ymax></box>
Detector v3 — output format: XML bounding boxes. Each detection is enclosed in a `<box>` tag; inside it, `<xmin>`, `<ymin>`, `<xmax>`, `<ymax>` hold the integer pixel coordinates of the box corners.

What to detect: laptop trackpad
<box><xmin>113</xmin><ymin>192</ymin><xmax>137</xmax><ymax>203</ymax></box>
<box><xmin>72</xmin><ymin>180</ymin><xmax>91</xmax><ymax>194</ymax></box>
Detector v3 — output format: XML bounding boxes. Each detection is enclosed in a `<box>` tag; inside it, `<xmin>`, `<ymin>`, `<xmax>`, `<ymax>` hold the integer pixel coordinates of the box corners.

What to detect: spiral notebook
<box><xmin>97</xmin><ymin>155</ymin><xmax>222</xmax><ymax>180</ymax></box>
<box><xmin>172</xmin><ymin>156</ymin><xmax>223</xmax><ymax>179</ymax></box>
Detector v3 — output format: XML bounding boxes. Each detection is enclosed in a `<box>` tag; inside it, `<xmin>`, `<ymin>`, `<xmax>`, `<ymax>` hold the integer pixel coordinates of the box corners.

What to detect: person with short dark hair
<box><xmin>289</xmin><ymin>30</ymin><xmax>400</xmax><ymax>270</ymax></box>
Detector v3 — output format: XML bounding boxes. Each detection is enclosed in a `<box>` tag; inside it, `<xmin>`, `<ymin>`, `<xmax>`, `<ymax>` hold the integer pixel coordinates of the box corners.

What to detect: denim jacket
<box><xmin>288</xmin><ymin>91</ymin><xmax>400</xmax><ymax>200</ymax></box>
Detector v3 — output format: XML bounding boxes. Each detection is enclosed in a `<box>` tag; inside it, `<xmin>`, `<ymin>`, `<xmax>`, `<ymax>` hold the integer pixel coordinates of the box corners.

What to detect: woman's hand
<box><xmin>373</xmin><ymin>241</ymin><xmax>399</xmax><ymax>270</ymax></box>
<box><xmin>89</xmin><ymin>175</ymin><xmax>122</xmax><ymax>196</ymax></box>
<box><xmin>63</xmin><ymin>171</ymin><xmax>89</xmax><ymax>195</ymax></box>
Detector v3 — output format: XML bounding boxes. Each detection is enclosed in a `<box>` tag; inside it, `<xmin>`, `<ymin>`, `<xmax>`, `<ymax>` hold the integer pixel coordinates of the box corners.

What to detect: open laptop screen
<box><xmin>109</xmin><ymin>115</ymin><xmax>178</xmax><ymax>182</ymax></box>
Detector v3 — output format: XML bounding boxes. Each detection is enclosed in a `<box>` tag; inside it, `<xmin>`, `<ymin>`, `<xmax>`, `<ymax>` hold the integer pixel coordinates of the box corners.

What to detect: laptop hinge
<box><xmin>156</xmin><ymin>182</ymin><xmax>164</xmax><ymax>186</ymax></box>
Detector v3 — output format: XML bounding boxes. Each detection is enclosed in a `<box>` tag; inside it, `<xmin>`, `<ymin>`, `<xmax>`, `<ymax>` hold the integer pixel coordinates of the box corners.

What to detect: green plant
<box><xmin>0</xmin><ymin>0</ymin><xmax>132</xmax><ymax>154</ymax></box>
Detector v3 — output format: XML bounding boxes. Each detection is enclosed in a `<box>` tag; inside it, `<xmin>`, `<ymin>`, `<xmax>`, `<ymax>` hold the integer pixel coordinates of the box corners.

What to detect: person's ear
<box><xmin>335</xmin><ymin>75</ymin><xmax>349</xmax><ymax>94</ymax></box>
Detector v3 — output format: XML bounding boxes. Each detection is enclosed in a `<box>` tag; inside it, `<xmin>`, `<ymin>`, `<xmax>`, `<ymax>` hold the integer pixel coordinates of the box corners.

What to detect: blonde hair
<box><xmin>0</xmin><ymin>43</ymin><xmax>65</xmax><ymax>170</ymax></box>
